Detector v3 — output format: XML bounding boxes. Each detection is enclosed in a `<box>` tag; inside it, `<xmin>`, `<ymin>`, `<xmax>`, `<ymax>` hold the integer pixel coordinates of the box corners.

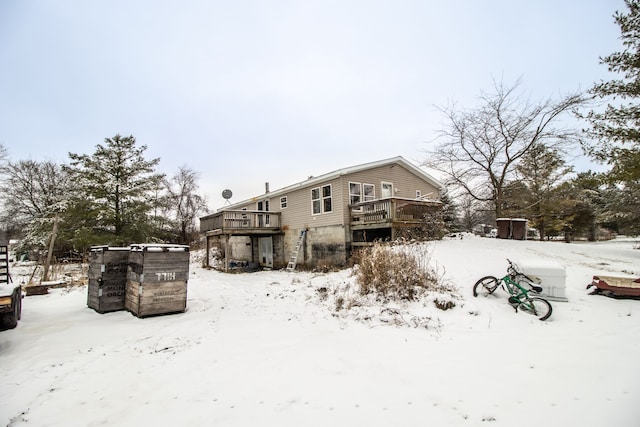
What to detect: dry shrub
<box><xmin>315</xmin><ymin>241</ymin><xmax>460</xmax><ymax>329</ymax></box>
<box><xmin>434</xmin><ymin>299</ymin><xmax>456</xmax><ymax>310</ymax></box>
<box><xmin>351</xmin><ymin>241</ymin><xmax>449</xmax><ymax>301</ymax></box>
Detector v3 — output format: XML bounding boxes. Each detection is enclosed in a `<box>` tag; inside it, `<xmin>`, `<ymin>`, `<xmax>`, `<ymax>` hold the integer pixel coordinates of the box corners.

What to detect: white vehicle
<box><xmin>0</xmin><ymin>245</ymin><xmax>22</xmax><ymax>330</ymax></box>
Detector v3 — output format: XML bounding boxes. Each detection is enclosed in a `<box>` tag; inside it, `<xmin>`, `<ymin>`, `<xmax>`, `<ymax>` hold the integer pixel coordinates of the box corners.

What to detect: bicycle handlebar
<box><xmin>506</xmin><ymin>258</ymin><xmax>522</xmax><ymax>274</ymax></box>
<box><xmin>506</xmin><ymin>258</ymin><xmax>543</xmax><ymax>293</ymax></box>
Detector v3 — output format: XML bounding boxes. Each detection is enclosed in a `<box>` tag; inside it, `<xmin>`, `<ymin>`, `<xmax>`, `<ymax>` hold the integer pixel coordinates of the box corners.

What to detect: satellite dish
<box><xmin>222</xmin><ymin>189</ymin><xmax>233</xmax><ymax>205</ymax></box>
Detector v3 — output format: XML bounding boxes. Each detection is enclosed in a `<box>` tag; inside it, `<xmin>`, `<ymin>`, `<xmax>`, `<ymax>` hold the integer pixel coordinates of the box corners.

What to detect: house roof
<box><xmin>219</xmin><ymin>156</ymin><xmax>443</xmax><ymax>211</ymax></box>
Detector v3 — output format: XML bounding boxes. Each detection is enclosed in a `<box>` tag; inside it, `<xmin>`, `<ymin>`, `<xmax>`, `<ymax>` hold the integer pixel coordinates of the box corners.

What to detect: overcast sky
<box><xmin>0</xmin><ymin>0</ymin><xmax>625</xmax><ymax>210</ymax></box>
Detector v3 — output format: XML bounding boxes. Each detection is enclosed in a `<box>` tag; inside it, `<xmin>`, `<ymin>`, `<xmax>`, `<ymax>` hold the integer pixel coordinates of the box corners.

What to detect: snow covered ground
<box><xmin>1</xmin><ymin>235</ymin><xmax>639</xmax><ymax>427</ymax></box>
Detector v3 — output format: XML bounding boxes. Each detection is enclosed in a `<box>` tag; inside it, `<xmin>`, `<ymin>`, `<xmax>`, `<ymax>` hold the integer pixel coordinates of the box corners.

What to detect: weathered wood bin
<box><xmin>496</xmin><ymin>218</ymin><xmax>528</xmax><ymax>240</ymax></box>
<box><xmin>511</xmin><ymin>218</ymin><xmax>528</xmax><ymax>240</ymax></box>
<box><xmin>87</xmin><ymin>246</ymin><xmax>130</xmax><ymax>313</ymax></box>
<box><xmin>125</xmin><ymin>244</ymin><xmax>190</xmax><ymax>318</ymax></box>
<box><xmin>496</xmin><ymin>218</ymin><xmax>511</xmax><ymax>239</ymax></box>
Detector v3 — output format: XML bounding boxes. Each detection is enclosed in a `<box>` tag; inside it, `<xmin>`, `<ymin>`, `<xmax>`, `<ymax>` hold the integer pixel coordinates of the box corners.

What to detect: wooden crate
<box><xmin>87</xmin><ymin>246</ymin><xmax>130</xmax><ymax>313</ymax></box>
<box><xmin>125</xmin><ymin>244</ymin><xmax>190</xmax><ymax>318</ymax></box>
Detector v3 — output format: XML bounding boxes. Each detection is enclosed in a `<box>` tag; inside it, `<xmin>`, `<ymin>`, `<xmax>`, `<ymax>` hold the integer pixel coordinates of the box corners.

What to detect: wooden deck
<box><xmin>200</xmin><ymin>210</ymin><xmax>282</xmax><ymax>236</ymax></box>
<box><xmin>350</xmin><ymin>198</ymin><xmax>441</xmax><ymax>228</ymax></box>
<box><xmin>350</xmin><ymin>198</ymin><xmax>443</xmax><ymax>245</ymax></box>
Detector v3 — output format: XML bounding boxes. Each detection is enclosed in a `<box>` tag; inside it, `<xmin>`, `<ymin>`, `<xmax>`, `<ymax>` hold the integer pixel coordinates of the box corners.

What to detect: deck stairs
<box><xmin>286</xmin><ymin>230</ymin><xmax>306</xmax><ymax>272</ymax></box>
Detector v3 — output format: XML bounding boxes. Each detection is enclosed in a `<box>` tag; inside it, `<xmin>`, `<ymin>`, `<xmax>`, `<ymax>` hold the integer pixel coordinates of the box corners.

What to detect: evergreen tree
<box><xmin>0</xmin><ymin>143</ymin><xmax>7</xmax><ymax>165</ymax></box>
<box><xmin>572</xmin><ymin>172</ymin><xmax>607</xmax><ymax>240</ymax></box>
<box><xmin>514</xmin><ymin>143</ymin><xmax>573</xmax><ymax>240</ymax></box>
<box><xmin>585</xmin><ymin>0</ymin><xmax>640</xmax><ymax>181</ymax></box>
<box><xmin>438</xmin><ymin>188</ymin><xmax>458</xmax><ymax>233</ymax></box>
<box><xmin>601</xmin><ymin>181</ymin><xmax>640</xmax><ymax>235</ymax></box>
<box><xmin>583</xmin><ymin>1</ymin><xmax>640</xmax><ymax>235</ymax></box>
<box><xmin>500</xmin><ymin>180</ymin><xmax>529</xmax><ymax>218</ymax></box>
<box><xmin>65</xmin><ymin>134</ymin><xmax>164</xmax><ymax>246</ymax></box>
<box><xmin>551</xmin><ymin>181</ymin><xmax>598</xmax><ymax>243</ymax></box>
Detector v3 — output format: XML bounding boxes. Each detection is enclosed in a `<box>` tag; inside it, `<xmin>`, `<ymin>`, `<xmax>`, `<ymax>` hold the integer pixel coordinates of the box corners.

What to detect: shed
<box><xmin>125</xmin><ymin>244</ymin><xmax>190</xmax><ymax>318</ymax></box>
<box><xmin>87</xmin><ymin>246</ymin><xmax>129</xmax><ymax>313</ymax></box>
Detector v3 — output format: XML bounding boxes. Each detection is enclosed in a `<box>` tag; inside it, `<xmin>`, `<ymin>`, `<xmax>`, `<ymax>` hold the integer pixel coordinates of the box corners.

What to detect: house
<box><xmin>199</xmin><ymin>156</ymin><xmax>443</xmax><ymax>270</ymax></box>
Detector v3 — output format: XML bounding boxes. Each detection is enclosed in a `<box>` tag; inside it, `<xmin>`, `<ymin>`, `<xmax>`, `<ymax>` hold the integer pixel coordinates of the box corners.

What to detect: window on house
<box><xmin>312</xmin><ymin>185</ymin><xmax>333</xmax><ymax>214</ymax></box>
<box><xmin>322</xmin><ymin>184</ymin><xmax>332</xmax><ymax>213</ymax></box>
<box><xmin>416</xmin><ymin>190</ymin><xmax>421</xmax><ymax>199</ymax></box>
<box><xmin>311</xmin><ymin>188</ymin><xmax>321</xmax><ymax>214</ymax></box>
<box><xmin>257</xmin><ymin>200</ymin><xmax>270</xmax><ymax>225</ymax></box>
<box><xmin>363</xmin><ymin>183</ymin><xmax>375</xmax><ymax>201</ymax></box>
<box><xmin>382</xmin><ymin>182</ymin><xmax>394</xmax><ymax>198</ymax></box>
<box><xmin>280</xmin><ymin>196</ymin><xmax>288</xmax><ymax>209</ymax></box>
<box><xmin>349</xmin><ymin>182</ymin><xmax>362</xmax><ymax>206</ymax></box>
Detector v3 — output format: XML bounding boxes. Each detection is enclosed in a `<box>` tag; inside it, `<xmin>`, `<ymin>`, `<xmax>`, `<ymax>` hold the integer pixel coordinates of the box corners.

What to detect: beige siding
<box><xmin>233</xmin><ymin>177</ymin><xmax>345</xmax><ymax>231</ymax></box>
<box><xmin>221</xmin><ymin>162</ymin><xmax>439</xmax><ymax>229</ymax></box>
<box><xmin>340</xmin><ymin>164</ymin><xmax>440</xmax><ymax>203</ymax></box>
<box><xmin>215</xmin><ymin>160</ymin><xmax>441</xmax><ymax>267</ymax></box>
<box><xmin>223</xmin><ymin>163</ymin><xmax>439</xmax><ymax>233</ymax></box>
<box><xmin>338</xmin><ymin>164</ymin><xmax>440</xmax><ymax>226</ymax></box>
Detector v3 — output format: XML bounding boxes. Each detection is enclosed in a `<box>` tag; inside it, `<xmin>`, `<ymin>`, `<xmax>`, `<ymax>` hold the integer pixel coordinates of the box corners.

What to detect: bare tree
<box><xmin>458</xmin><ymin>193</ymin><xmax>485</xmax><ymax>232</ymax></box>
<box><xmin>162</xmin><ymin>166</ymin><xmax>208</xmax><ymax>245</ymax></box>
<box><xmin>0</xmin><ymin>160</ymin><xmax>70</xmax><ymax>280</ymax></box>
<box><xmin>423</xmin><ymin>79</ymin><xmax>585</xmax><ymax>218</ymax></box>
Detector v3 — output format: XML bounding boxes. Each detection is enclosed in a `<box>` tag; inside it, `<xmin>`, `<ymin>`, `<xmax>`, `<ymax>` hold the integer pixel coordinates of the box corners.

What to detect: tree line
<box><xmin>429</xmin><ymin>1</ymin><xmax>640</xmax><ymax>240</ymax></box>
<box><xmin>2</xmin><ymin>1</ymin><xmax>639</xmax><ymax>269</ymax></box>
<box><xmin>0</xmin><ymin>135</ymin><xmax>208</xmax><ymax>278</ymax></box>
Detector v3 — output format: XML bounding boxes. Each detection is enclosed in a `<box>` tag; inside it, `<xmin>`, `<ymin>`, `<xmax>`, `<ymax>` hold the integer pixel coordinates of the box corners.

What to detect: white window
<box><xmin>312</xmin><ymin>185</ymin><xmax>333</xmax><ymax>214</ymax></box>
<box><xmin>381</xmin><ymin>181</ymin><xmax>394</xmax><ymax>198</ymax></box>
<box><xmin>280</xmin><ymin>196</ymin><xmax>288</xmax><ymax>209</ymax></box>
<box><xmin>349</xmin><ymin>182</ymin><xmax>362</xmax><ymax>206</ymax></box>
<box><xmin>363</xmin><ymin>183</ymin><xmax>375</xmax><ymax>201</ymax></box>
<box><xmin>257</xmin><ymin>200</ymin><xmax>270</xmax><ymax>225</ymax></box>
<box><xmin>311</xmin><ymin>188</ymin><xmax>321</xmax><ymax>214</ymax></box>
<box><xmin>322</xmin><ymin>184</ymin><xmax>332</xmax><ymax>213</ymax></box>
<box><xmin>416</xmin><ymin>190</ymin><xmax>421</xmax><ymax>199</ymax></box>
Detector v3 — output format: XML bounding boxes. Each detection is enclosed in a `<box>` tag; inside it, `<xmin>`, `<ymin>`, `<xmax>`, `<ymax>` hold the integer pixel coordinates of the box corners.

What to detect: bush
<box><xmin>351</xmin><ymin>241</ymin><xmax>449</xmax><ymax>301</ymax></box>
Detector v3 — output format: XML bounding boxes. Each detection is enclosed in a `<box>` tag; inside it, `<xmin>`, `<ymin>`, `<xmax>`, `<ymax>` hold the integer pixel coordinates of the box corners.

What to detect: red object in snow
<box><xmin>588</xmin><ymin>275</ymin><xmax>640</xmax><ymax>297</ymax></box>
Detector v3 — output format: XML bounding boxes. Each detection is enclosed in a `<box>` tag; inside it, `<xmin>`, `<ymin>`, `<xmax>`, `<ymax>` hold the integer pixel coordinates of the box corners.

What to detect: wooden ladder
<box><xmin>0</xmin><ymin>245</ymin><xmax>10</xmax><ymax>284</ymax></box>
<box><xmin>286</xmin><ymin>230</ymin><xmax>306</xmax><ymax>272</ymax></box>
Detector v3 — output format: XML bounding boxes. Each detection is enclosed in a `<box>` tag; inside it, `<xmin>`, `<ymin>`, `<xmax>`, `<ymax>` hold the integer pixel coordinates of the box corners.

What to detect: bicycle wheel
<box><xmin>473</xmin><ymin>276</ymin><xmax>499</xmax><ymax>297</ymax></box>
<box><xmin>518</xmin><ymin>297</ymin><xmax>552</xmax><ymax>321</ymax></box>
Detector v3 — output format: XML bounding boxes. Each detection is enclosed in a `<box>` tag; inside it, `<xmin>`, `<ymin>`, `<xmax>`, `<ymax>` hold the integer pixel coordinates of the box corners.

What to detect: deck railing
<box><xmin>350</xmin><ymin>197</ymin><xmax>441</xmax><ymax>225</ymax></box>
<box><xmin>200</xmin><ymin>210</ymin><xmax>281</xmax><ymax>233</ymax></box>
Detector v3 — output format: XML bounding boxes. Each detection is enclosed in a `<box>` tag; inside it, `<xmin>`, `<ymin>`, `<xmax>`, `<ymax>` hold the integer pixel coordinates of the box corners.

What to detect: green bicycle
<box><xmin>473</xmin><ymin>259</ymin><xmax>553</xmax><ymax>321</ymax></box>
